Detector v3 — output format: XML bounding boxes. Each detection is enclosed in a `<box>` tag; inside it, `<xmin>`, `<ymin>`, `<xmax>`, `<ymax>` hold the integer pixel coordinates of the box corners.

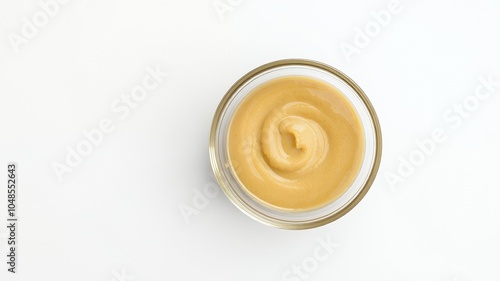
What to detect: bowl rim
<box><xmin>209</xmin><ymin>58</ymin><xmax>383</xmax><ymax>230</ymax></box>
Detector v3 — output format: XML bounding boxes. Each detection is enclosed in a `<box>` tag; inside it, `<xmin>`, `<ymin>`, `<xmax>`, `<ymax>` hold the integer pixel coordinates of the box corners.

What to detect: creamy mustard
<box><xmin>228</xmin><ymin>76</ymin><xmax>364</xmax><ymax>210</ymax></box>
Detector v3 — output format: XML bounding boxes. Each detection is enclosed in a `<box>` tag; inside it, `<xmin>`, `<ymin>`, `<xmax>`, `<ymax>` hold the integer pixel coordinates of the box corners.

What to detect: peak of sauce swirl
<box><xmin>261</xmin><ymin>102</ymin><xmax>329</xmax><ymax>173</ymax></box>
<box><xmin>228</xmin><ymin>76</ymin><xmax>364</xmax><ymax>210</ymax></box>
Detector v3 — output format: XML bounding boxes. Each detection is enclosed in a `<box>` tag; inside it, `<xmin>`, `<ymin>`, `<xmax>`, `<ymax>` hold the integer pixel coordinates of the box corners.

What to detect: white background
<box><xmin>1</xmin><ymin>0</ymin><xmax>499</xmax><ymax>280</ymax></box>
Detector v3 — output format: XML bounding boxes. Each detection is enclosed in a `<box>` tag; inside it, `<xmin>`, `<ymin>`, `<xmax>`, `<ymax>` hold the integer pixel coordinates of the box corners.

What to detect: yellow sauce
<box><xmin>228</xmin><ymin>76</ymin><xmax>364</xmax><ymax>210</ymax></box>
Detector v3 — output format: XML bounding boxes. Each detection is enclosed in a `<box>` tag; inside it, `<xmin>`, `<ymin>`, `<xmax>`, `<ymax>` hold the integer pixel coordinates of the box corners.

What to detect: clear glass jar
<box><xmin>209</xmin><ymin>59</ymin><xmax>382</xmax><ymax>229</ymax></box>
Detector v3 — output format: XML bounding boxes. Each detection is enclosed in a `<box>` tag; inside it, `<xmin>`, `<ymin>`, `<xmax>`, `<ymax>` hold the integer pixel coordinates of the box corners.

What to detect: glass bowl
<box><xmin>209</xmin><ymin>59</ymin><xmax>382</xmax><ymax>229</ymax></box>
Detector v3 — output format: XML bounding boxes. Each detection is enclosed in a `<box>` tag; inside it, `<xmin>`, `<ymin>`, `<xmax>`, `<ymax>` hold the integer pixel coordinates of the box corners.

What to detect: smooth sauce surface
<box><xmin>228</xmin><ymin>76</ymin><xmax>364</xmax><ymax>210</ymax></box>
